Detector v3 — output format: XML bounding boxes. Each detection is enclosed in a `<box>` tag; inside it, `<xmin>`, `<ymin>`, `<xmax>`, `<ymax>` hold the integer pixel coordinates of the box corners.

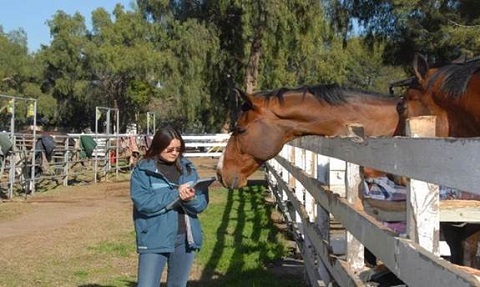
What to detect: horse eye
<box><xmin>233</xmin><ymin>126</ymin><xmax>246</xmax><ymax>135</ymax></box>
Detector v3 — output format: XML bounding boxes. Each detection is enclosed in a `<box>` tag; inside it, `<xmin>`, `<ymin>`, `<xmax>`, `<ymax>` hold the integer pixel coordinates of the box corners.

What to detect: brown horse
<box><xmin>216</xmin><ymin>84</ymin><xmax>404</xmax><ymax>189</ymax></box>
<box><xmin>392</xmin><ymin>53</ymin><xmax>480</xmax><ymax>137</ymax></box>
<box><xmin>391</xmin><ymin>54</ymin><xmax>480</xmax><ymax>268</ymax></box>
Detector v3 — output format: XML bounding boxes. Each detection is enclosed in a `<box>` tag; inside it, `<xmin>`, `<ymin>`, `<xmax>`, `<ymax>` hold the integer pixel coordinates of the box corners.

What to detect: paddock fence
<box><xmin>265</xmin><ymin>117</ymin><xmax>480</xmax><ymax>286</ymax></box>
<box><xmin>0</xmin><ymin>132</ymin><xmax>229</xmax><ymax>199</ymax></box>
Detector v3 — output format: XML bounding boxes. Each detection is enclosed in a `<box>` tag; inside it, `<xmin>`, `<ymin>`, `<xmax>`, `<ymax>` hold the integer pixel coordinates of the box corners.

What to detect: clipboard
<box><xmin>160</xmin><ymin>177</ymin><xmax>216</xmax><ymax>214</ymax></box>
<box><xmin>191</xmin><ymin>177</ymin><xmax>216</xmax><ymax>190</ymax></box>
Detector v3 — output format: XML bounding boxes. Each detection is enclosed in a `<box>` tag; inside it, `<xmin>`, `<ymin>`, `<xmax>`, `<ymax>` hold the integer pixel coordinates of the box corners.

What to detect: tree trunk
<box><xmin>244</xmin><ymin>1</ymin><xmax>265</xmax><ymax>94</ymax></box>
<box><xmin>244</xmin><ymin>25</ymin><xmax>264</xmax><ymax>94</ymax></box>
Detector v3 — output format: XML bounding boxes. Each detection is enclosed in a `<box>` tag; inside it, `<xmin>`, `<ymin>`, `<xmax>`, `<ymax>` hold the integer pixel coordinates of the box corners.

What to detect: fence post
<box><xmin>63</xmin><ymin>137</ymin><xmax>69</xmax><ymax>186</ymax></box>
<box><xmin>294</xmin><ymin>147</ymin><xmax>305</xmax><ymax>227</ymax></box>
<box><xmin>280</xmin><ymin>146</ymin><xmax>290</xmax><ymax>203</ymax></box>
<box><xmin>345</xmin><ymin>124</ymin><xmax>365</xmax><ymax>270</ymax></box>
<box><xmin>405</xmin><ymin>116</ymin><xmax>440</xmax><ymax>255</ymax></box>
<box><xmin>313</xmin><ymin>153</ymin><xmax>333</xmax><ymax>284</ymax></box>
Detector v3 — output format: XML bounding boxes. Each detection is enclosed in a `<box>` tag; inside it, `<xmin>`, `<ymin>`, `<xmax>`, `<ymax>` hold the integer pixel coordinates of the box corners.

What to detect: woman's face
<box><xmin>159</xmin><ymin>139</ymin><xmax>182</xmax><ymax>163</ymax></box>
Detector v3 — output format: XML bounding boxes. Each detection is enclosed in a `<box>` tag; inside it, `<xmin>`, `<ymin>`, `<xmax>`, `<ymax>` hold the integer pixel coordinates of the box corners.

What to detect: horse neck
<box><xmin>446</xmin><ymin>73</ymin><xmax>480</xmax><ymax>123</ymax></box>
<box><xmin>445</xmin><ymin>109</ymin><xmax>480</xmax><ymax>137</ymax></box>
<box><xmin>273</xmin><ymin>97</ymin><xmax>401</xmax><ymax>137</ymax></box>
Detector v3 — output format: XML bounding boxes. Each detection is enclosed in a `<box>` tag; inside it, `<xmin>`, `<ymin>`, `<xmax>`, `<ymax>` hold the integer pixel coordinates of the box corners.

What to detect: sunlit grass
<box><xmin>196</xmin><ymin>185</ymin><xmax>304</xmax><ymax>286</ymax></box>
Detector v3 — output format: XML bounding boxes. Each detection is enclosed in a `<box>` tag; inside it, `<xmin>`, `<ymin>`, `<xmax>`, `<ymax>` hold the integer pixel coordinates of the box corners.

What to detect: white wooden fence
<box><xmin>265</xmin><ymin>118</ymin><xmax>480</xmax><ymax>286</ymax></box>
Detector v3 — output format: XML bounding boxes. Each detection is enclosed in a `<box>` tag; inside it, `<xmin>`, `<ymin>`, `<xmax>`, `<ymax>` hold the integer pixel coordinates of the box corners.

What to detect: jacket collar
<box><xmin>137</xmin><ymin>156</ymin><xmax>193</xmax><ymax>174</ymax></box>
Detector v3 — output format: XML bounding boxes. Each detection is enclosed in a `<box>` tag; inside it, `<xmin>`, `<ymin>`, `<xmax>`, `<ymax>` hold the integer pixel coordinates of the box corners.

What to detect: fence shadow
<box><xmin>198</xmin><ymin>181</ymin><xmax>305</xmax><ymax>286</ymax></box>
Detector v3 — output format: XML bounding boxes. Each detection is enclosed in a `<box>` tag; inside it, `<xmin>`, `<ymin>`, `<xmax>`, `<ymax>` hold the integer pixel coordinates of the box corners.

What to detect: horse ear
<box><xmin>413</xmin><ymin>53</ymin><xmax>429</xmax><ymax>82</ymax></box>
<box><xmin>233</xmin><ymin>88</ymin><xmax>254</xmax><ymax>110</ymax></box>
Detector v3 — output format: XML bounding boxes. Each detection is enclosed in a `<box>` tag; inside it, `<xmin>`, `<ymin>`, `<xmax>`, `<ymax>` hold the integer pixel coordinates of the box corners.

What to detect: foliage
<box><xmin>2</xmin><ymin>0</ymin><xmax>453</xmax><ymax>133</ymax></box>
<box><xmin>325</xmin><ymin>0</ymin><xmax>480</xmax><ymax>66</ymax></box>
<box><xmin>86</xmin><ymin>5</ymin><xmax>162</xmax><ymax>131</ymax></box>
<box><xmin>43</xmin><ymin>11</ymin><xmax>90</xmax><ymax>129</ymax></box>
<box><xmin>344</xmin><ymin>39</ymin><xmax>408</xmax><ymax>92</ymax></box>
<box><xmin>0</xmin><ymin>28</ymin><xmax>29</xmax><ymax>94</ymax></box>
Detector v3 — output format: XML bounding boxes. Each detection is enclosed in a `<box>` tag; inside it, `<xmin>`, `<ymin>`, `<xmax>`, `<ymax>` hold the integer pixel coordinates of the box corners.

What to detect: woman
<box><xmin>130</xmin><ymin>126</ymin><xmax>209</xmax><ymax>287</ymax></box>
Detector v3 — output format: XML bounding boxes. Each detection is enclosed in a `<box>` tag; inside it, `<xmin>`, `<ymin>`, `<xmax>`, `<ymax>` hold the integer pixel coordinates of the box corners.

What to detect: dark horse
<box><xmin>391</xmin><ymin>53</ymin><xmax>480</xmax><ymax>268</ymax></box>
<box><xmin>216</xmin><ymin>84</ymin><xmax>404</xmax><ymax>189</ymax></box>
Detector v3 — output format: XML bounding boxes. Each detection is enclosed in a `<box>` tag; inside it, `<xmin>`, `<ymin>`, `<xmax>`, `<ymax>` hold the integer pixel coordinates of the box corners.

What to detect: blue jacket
<box><xmin>130</xmin><ymin>156</ymin><xmax>209</xmax><ymax>253</ymax></box>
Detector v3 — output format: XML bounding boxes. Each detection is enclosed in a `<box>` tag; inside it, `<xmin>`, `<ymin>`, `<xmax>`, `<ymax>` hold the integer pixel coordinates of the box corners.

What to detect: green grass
<box><xmin>194</xmin><ymin>185</ymin><xmax>304</xmax><ymax>286</ymax></box>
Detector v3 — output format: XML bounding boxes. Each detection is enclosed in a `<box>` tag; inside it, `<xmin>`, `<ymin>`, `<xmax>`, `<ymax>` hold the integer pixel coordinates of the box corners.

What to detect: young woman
<box><xmin>130</xmin><ymin>126</ymin><xmax>209</xmax><ymax>287</ymax></box>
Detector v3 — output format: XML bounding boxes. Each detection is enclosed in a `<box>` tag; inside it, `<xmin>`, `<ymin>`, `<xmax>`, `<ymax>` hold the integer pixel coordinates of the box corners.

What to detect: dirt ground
<box><xmin>0</xmin><ymin>157</ymin><xmax>304</xmax><ymax>286</ymax></box>
<box><xmin>0</xmin><ymin>158</ymin><xmax>221</xmax><ymax>240</ymax></box>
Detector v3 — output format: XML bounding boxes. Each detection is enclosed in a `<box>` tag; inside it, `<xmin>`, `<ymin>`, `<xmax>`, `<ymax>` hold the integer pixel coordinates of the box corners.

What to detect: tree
<box><xmin>0</xmin><ymin>27</ymin><xmax>51</xmax><ymax>129</ymax></box>
<box><xmin>86</xmin><ymin>5</ymin><xmax>161</xmax><ymax>131</ymax></box>
<box><xmin>2</xmin><ymin>1</ymin><xmax>410</xmax><ymax>133</ymax></box>
<box><xmin>325</xmin><ymin>0</ymin><xmax>480</xmax><ymax>66</ymax></box>
<box><xmin>171</xmin><ymin>0</ymin><xmax>352</xmax><ymax>131</ymax></box>
<box><xmin>138</xmin><ymin>0</ymin><xmax>222</xmax><ymax>133</ymax></box>
<box><xmin>0</xmin><ymin>28</ymin><xmax>30</xmax><ymax>95</ymax></box>
<box><xmin>343</xmin><ymin>38</ymin><xmax>407</xmax><ymax>92</ymax></box>
<box><xmin>43</xmin><ymin>11</ymin><xmax>90</xmax><ymax>129</ymax></box>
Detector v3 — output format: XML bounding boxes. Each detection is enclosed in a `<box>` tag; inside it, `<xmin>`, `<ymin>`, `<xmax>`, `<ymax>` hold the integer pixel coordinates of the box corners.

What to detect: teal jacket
<box><xmin>130</xmin><ymin>156</ymin><xmax>209</xmax><ymax>253</ymax></box>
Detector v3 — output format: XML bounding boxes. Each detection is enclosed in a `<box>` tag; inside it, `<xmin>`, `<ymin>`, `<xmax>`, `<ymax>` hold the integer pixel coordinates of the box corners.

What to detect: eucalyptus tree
<box><xmin>256</xmin><ymin>0</ymin><xmax>348</xmax><ymax>88</ymax></box>
<box><xmin>325</xmin><ymin>0</ymin><xmax>480</xmax><ymax>65</ymax></box>
<box><xmin>0</xmin><ymin>27</ymin><xmax>50</xmax><ymax>128</ymax></box>
<box><xmin>42</xmin><ymin>11</ymin><xmax>90</xmax><ymax>129</ymax></box>
<box><xmin>199</xmin><ymin>0</ymin><xmax>349</xmax><ymax>91</ymax></box>
<box><xmin>137</xmin><ymin>0</ymin><xmax>222</xmax><ymax>133</ymax></box>
<box><xmin>0</xmin><ymin>28</ymin><xmax>29</xmax><ymax>95</ymax></box>
<box><xmin>86</xmin><ymin>4</ymin><xmax>161</xmax><ymax>131</ymax></box>
<box><xmin>190</xmin><ymin>1</ymin><xmax>352</xmax><ymax>130</ymax></box>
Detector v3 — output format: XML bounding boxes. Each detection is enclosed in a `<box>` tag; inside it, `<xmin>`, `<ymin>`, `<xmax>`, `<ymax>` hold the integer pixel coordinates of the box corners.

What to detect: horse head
<box><xmin>391</xmin><ymin>53</ymin><xmax>452</xmax><ymax>137</ymax></box>
<box><xmin>217</xmin><ymin>88</ymin><xmax>293</xmax><ymax>189</ymax></box>
<box><xmin>392</xmin><ymin>52</ymin><xmax>480</xmax><ymax>138</ymax></box>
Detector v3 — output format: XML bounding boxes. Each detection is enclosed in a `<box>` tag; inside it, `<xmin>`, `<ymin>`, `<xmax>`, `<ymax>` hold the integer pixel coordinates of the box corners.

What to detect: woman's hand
<box><xmin>178</xmin><ymin>183</ymin><xmax>195</xmax><ymax>201</ymax></box>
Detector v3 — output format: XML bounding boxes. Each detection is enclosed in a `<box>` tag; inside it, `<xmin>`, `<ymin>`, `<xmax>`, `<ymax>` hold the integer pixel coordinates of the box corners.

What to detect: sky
<box><xmin>0</xmin><ymin>0</ymin><xmax>134</xmax><ymax>53</ymax></box>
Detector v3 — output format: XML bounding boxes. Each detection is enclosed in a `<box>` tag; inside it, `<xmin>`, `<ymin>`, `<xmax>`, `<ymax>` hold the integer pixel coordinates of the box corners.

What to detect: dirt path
<box><xmin>0</xmin><ymin>157</ymin><xmax>219</xmax><ymax>240</ymax></box>
<box><xmin>0</xmin><ymin>181</ymin><xmax>130</xmax><ymax>239</ymax></box>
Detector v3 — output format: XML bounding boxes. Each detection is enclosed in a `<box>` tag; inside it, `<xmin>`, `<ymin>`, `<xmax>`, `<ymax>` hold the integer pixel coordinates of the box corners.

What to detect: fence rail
<box><xmin>265</xmin><ymin>118</ymin><xmax>480</xmax><ymax>286</ymax></box>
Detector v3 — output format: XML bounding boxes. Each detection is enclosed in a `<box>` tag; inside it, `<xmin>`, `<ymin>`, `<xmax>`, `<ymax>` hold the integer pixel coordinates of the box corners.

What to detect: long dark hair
<box><xmin>144</xmin><ymin>126</ymin><xmax>186</xmax><ymax>172</ymax></box>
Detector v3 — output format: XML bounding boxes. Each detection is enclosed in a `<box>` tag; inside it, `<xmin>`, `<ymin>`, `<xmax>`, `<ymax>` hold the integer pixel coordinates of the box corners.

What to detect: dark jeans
<box><xmin>137</xmin><ymin>233</ymin><xmax>196</xmax><ymax>287</ymax></box>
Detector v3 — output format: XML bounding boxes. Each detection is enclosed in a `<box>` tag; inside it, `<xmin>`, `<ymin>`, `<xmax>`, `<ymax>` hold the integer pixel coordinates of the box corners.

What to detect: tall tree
<box><xmin>138</xmin><ymin>0</ymin><xmax>222</xmax><ymax>133</ymax></box>
<box><xmin>0</xmin><ymin>27</ymin><xmax>50</xmax><ymax>129</ymax></box>
<box><xmin>43</xmin><ymin>11</ymin><xmax>90</xmax><ymax>129</ymax></box>
<box><xmin>174</xmin><ymin>0</ymin><xmax>351</xmax><ymax>130</ymax></box>
<box><xmin>325</xmin><ymin>0</ymin><xmax>480</xmax><ymax>65</ymax></box>
<box><xmin>0</xmin><ymin>28</ymin><xmax>29</xmax><ymax>95</ymax></box>
<box><xmin>86</xmin><ymin>5</ymin><xmax>161</xmax><ymax>131</ymax></box>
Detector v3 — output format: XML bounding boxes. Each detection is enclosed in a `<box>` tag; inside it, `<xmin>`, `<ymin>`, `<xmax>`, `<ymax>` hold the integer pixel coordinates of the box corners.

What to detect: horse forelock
<box><xmin>427</xmin><ymin>59</ymin><xmax>480</xmax><ymax>99</ymax></box>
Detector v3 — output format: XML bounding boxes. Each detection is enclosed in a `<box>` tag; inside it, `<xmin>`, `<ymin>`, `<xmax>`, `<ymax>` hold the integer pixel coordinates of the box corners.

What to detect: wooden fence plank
<box><xmin>289</xmin><ymin>136</ymin><xmax>480</xmax><ymax>195</ymax></box>
<box><xmin>271</xmin><ymin>154</ymin><xmax>480</xmax><ymax>286</ymax></box>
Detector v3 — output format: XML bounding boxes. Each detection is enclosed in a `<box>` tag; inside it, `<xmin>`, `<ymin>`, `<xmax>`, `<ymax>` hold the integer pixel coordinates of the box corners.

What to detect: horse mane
<box><xmin>253</xmin><ymin>84</ymin><xmax>391</xmax><ymax>106</ymax></box>
<box><xmin>427</xmin><ymin>58</ymin><xmax>480</xmax><ymax>98</ymax></box>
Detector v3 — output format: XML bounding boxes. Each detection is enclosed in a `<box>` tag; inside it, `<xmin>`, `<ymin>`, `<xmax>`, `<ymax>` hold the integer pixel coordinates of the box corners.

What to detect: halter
<box><xmin>388</xmin><ymin>77</ymin><xmax>417</xmax><ymax>96</ymax></box>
